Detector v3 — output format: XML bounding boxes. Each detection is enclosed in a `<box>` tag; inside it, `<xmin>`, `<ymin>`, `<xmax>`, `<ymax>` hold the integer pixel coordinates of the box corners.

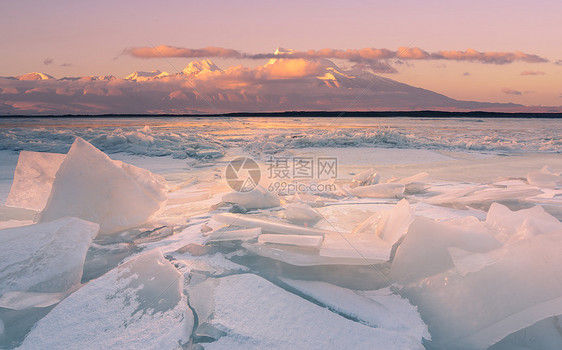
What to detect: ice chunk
<box><xmin>280</xmin><ymin>278</ymin><xmax>429</xmax><ymax>341</ymax></box>
<box><xmin>320</xmin><ymin>233</ymin><xmax>392</xmax><ymax>261</ymax></box>
<box><xmin>258</xmin><ymin>234</ymin><xmax>323</xmax><ymax>248</ymax></box>
<box><xmin>0</xmin><ymin>291</ymin><xmax>65</xmax><ymax>310</ymax></box>
<box><xmin>206</xmin><ymin>227</ymin><xmax>261</xmax><ymax>242</ymax></box>
<box><xmin>350</xmin><ymin>168</ymin><xmax>380</xmax><ymax>188</ymax></box>
<box><xmin>391</xmin><ymin>217</ymin><xmax>501</xmax><ymax>284</ymax></box>
<box><xmin>20</xmin><ymin>249</ymin><xmax>193</xmax><ymax>349</ymax></box>
<box><xmin>203</xmin><ymin>274</ymin><xmax>425</xmax><ymax>350</ymax></box>
<box><xmin>486</xmin><ymin>203</ymin><xmax>562</xmax><ymax>243</ymax></box>
<box><xmin>222</xmin><ymin>185</ymin><xmax>280</xmax><ymax>209</ymax></box>
<box><xmin>0</xmin><ymin>217</ymin><xmax>99</xmax><ymax>296</ymax></box>
<box><xmin>348</xmin><ymin>183</ymin><xmax>405</xmax><ymax>198</ymax></box>
<box><xmin>283</xmin><ymin>202</ymin><xmax>322</xmax><ymax>225</ymax></box>
<box><xmin>213</xmin><ymin>213</ymin><xmax>333</xmax><ymax>236</ymax></box>
<box><xmin>394</xmin><ymin>172</ymin><xmax>429</xmax><ymax>185</ymax></box>
<box><xmin>425</xmin><ymin>184</ymin><xmax>542</xmax><ymax>208</ymax></box>
<box><xmin>527</xmin><ymin>166</ymin><xmax>562</xmax><ymax>189</ymax></box>
<box><xmin>376</xmin><ymin>199</ymin><xmax>414</xmax><ymax>245</ymax></box>
<box><xmin>39</xmin><ymin>138</ymin><xmax>167</xmax><ymax>235</ymax></box>
<box><xmin>399</xmin><ymin>232</ymin><xmax>562</xmax><ymax>349</ymax></box>
<box><xmin>5</xmin><ymin>151</ymin><xmax>65</xmax><ymax>211</ymax></box>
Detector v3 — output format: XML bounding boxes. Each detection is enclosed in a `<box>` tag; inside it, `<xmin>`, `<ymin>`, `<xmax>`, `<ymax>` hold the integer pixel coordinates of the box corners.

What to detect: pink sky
<box><xmin>1</xmin><ymin>0</ymin><xmax>561</xmax><ymax>107</ymax></box>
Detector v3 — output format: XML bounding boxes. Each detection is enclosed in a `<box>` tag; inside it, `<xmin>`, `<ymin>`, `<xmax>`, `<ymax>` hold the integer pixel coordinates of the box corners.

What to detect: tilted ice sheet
<box><xmin>0</xmin><ymin>217</ymin><xmax>99</xmax><ymax>297</ymax></box>
<box><xmin>5</xmin><ymin>151</ymin><xmax>65</xmax><ymax>211</ymax></box>
<box><xmin>38</xmin><ymin>138</ymin><xmax>167</xmax><ymax>235</ymax></box>
<box><xmin>20</xmin><ymin>249</ymin><xmax>193</xmax><ymax>350</ymax></box>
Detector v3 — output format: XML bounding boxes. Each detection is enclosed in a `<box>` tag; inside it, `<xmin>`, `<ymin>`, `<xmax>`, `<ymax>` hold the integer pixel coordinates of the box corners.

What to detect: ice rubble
<box><xmin>20</xmin><ymin>249</ymin><xmax>193</xmax><ymax>350</ymax></box>
<box><xmin>399</xmin><ymin>232</ymin><xmax>562</xmax><ymax>349</ymax></box>
<box><xmin>38</xmin><ymin>138</ymin><xmax>167</xmax><ymax>235</ymax></box>
<box><xmin>350</xmin><ymin>168</ymin><xmax>380</xmax><ymax>188</ymax></box>
<box><xmin>200</xmin><ymin>274</ymin><xmax>426</xmax><ymax>350</ymax></box>
<box><xmin>0</xmin><ymin>217</ymin><xmax>99</xmax><ymax>299</ymax></box>
<box><xmin>222</xmin><ymin>185</ymin><xmax>280</xmax><ymax>210</ymax></box>
<box><xmin>5</xmin><ymin>151</ymin><xmax>65</xmax><ymax>211</ymax></box>
<box><xmin>213</xmin><ymin>213</ymin><xmax>331</xmax><ymax>236</ymax></box>
<box><xmin>347</xmin><ymin>183</ymin><xmax>405</xmax><ymax>198</ymax></box>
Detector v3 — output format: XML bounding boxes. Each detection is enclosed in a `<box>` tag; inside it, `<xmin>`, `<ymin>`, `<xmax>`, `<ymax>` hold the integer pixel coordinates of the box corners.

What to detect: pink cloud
<box><xmin>124</xmin><ymin>45</ymin><xmax>549</xmax><ymax>65</ymax></box>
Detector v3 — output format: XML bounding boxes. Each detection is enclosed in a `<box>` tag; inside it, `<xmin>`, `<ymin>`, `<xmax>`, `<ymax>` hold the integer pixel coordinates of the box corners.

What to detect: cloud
<box><xmin>43</xmin><ymin>57</ymin><xmax>53</xmax><ymax>65</ymax></box>
<box><xmin>555</xmin><ymin>60</ymin><xmax>562</xmax><ymax>65</ymax></box>
<box><xmin>502</xmin><ymin>87</ymin><xmax>522</xmax><ymax>95</ymax></box>
<box><xmin>60</xmin><ymin>63</ymin><xmax>73</xmax><ymax>67</ymax></box>
<box><xmin>124</xmin><ymin>45</ymin><xmax>549</xmax><ymax>66</ymax></box>
<box><xmin>520</xmin><ymin>70</ymin><xmax>545</xmax><ymax>75</ymax></box>
<box><xmin>125</xmin><ymin>45</ymin><xmax>243</xmax><ymax>59</ymax></box>
<box><xmin>463</xmin><ymin>72</ymin><xmax>471</xmax><ymax>76</ymax></box>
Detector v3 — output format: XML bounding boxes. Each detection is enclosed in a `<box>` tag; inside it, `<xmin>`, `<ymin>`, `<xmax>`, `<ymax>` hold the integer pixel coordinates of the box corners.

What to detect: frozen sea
<box><xmin>0</xmin><ymin>116</ymin><xmax>561</xmax><ymax>349</ymax></box>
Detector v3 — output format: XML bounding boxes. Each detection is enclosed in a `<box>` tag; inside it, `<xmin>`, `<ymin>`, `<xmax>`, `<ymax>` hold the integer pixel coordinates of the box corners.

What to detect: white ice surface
<box><xmin>20</xmin><ymin>249</ymin><xmax>193</xmax><ymax>350</ymax></box>
<box><xmin>204</xmin><ymin>273</ymin><xmax>425</xmax><ymax>350</ymax></box>
<box><xmin>347</xmin><ymin>183</ymin><xmax>405</xmax><ymax>198</ymax></box>
<box><xmin>258</xmin><ymin>234</ymin><xmax>324</xmax><ymax>248</ymax></box>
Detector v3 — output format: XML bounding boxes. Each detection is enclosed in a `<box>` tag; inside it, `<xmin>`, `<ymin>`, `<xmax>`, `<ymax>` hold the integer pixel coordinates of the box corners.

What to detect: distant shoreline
<box><xmin>1</xmin><ymin>110</ymin><xmax>562</xmax><ymax>119</ymax></box>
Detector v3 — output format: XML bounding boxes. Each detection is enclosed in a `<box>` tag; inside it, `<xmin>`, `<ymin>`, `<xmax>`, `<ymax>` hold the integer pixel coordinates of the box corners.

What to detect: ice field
<box><xmin>0</xmin><ymin>116</ymin><xmax>561</xmax><ymax>349</ymax></box>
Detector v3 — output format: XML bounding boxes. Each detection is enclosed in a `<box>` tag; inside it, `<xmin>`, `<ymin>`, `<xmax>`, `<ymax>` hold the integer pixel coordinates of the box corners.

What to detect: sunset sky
<box><xmin>1</xmin><ymin>0</ymin><xmax>561</xmax><ymax>109</ymax></box>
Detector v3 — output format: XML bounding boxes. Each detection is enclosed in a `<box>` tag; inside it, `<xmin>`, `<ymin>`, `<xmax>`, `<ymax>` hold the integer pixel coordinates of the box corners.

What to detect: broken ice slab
<box><xmin>242</xmin><ymin>241</ymin><xmax>384</xmax><ymax>266</ymax></box>
<box><xmin>347</xmin><ymin>183</ymin><xmax>405</xmax><ymax>198</ymax></box>
<box><xmin>258</xmin><ymin>234</ymin><xmax>324</xmax><ymax>248</ymax></box>
<box><xmin>283</xmin><ymin>202</ymin><xmax>322</xmax><ymax>226</ymax></box>
<box><xmin>222</xmin><ymin>185</ymin><xmax>280</xmax><ymax>210</ymax></box>
<box><xmin>38</xmin><ymin>138</ymin><xmax>168</xmax><ymax>235</ymax></box>
<box><xmin>527</xmin><ymin>166</ymin><xmax>562</xmax><ymax>189</ymax></box>
<box><xmin>399</xmin><ymin>232</ymin><xmax>562</xmax><ymax>350</ymax></box>
<box><xmin>206</xmin><ymin>227</ymin><xmax>261</xmax><ymax>243</ymax></box>
<box><xmin>5</xmin><ymin>151</ymin><xmax>65</xmax><ymax>211</ymax></box>
<box><xmin>280</xmin><ymin>278</ymin><xmax>429</xmax><ymax>341</ymax></box>
<box><xmin>320</xmin><ymin>233</ymin><xmax>392</xmax><ymax>261</ymax></box>
<box><xmin>350</xmin><ymin>168</ymin><xmax>380</xmax><ymax>188</ymax></box>
<box><xmin>212</xmin><ymin>213</ymin><xmax>336</xmax><ymax>236</ymax></box>
<box><xmin>391</xmin><ymin>217</ymin><xmax>501</xmax><ymax>284</ymax></box>
<box><xmin>393</xmin><ymin>172</ymin><xmax>429</xmax><ymax>185</ymax></box>
<box><xmin>375</xmin><ymin>198</ymin><xmax>415</xmax><ymax>245</ymax></box>
<box><xmin>0</xmin><ymin>217</ymin><xmax>99</xmax><ymax>297</ymax></box>
<box><xmin>486</xmin><ymin>202</ymin><xmax>562</xmax><ymax>243</ymax></box>
<box><xmin>201</xmin><ymin>273</ymin><xmax>425</xmax><ymax>350</ymax></box>
<box><xmin>20</xmin><ymin>249</ymin><xmax>193</xmax><ymax>349</ymax></box>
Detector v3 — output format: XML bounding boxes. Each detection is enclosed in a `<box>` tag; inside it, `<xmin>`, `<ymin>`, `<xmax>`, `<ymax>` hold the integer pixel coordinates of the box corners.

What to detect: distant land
<box><xmin>2</xmin><ymin>111</ymin><xmax>562</xmax><ymax>119</ymax></box>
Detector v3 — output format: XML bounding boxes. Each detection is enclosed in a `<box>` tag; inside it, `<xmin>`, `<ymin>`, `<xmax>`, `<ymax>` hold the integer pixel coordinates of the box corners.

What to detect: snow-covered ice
<box><xmin>19</xmin><ymin>249</ymin><xmax>193</xmax><ymax>350</ymax></box>
<box><xmin>0</xmin><ymin>117</ymin><xmax>561</xmax><ymax>349</ymax></box>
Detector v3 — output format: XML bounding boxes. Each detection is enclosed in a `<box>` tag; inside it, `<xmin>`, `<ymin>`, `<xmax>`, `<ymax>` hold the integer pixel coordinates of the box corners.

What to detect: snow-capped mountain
<box><xmin>182</xmin><ymin>59</ymin><xmax>222</xmax><ymax>76</ymax></box>
<box><xmin>125</xmin><ymin>70</ymin><xmax>170</xmax><ymax>81</ymax></box>
<box><xmin>17</xmin><ymin>72</ymin><xmax>55</xmax><ymax>81</ymax></box>
<box><xmin>1</xmin><ymin>48</ymin><xmax>552</xmax><ymax>115</ymax></box>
